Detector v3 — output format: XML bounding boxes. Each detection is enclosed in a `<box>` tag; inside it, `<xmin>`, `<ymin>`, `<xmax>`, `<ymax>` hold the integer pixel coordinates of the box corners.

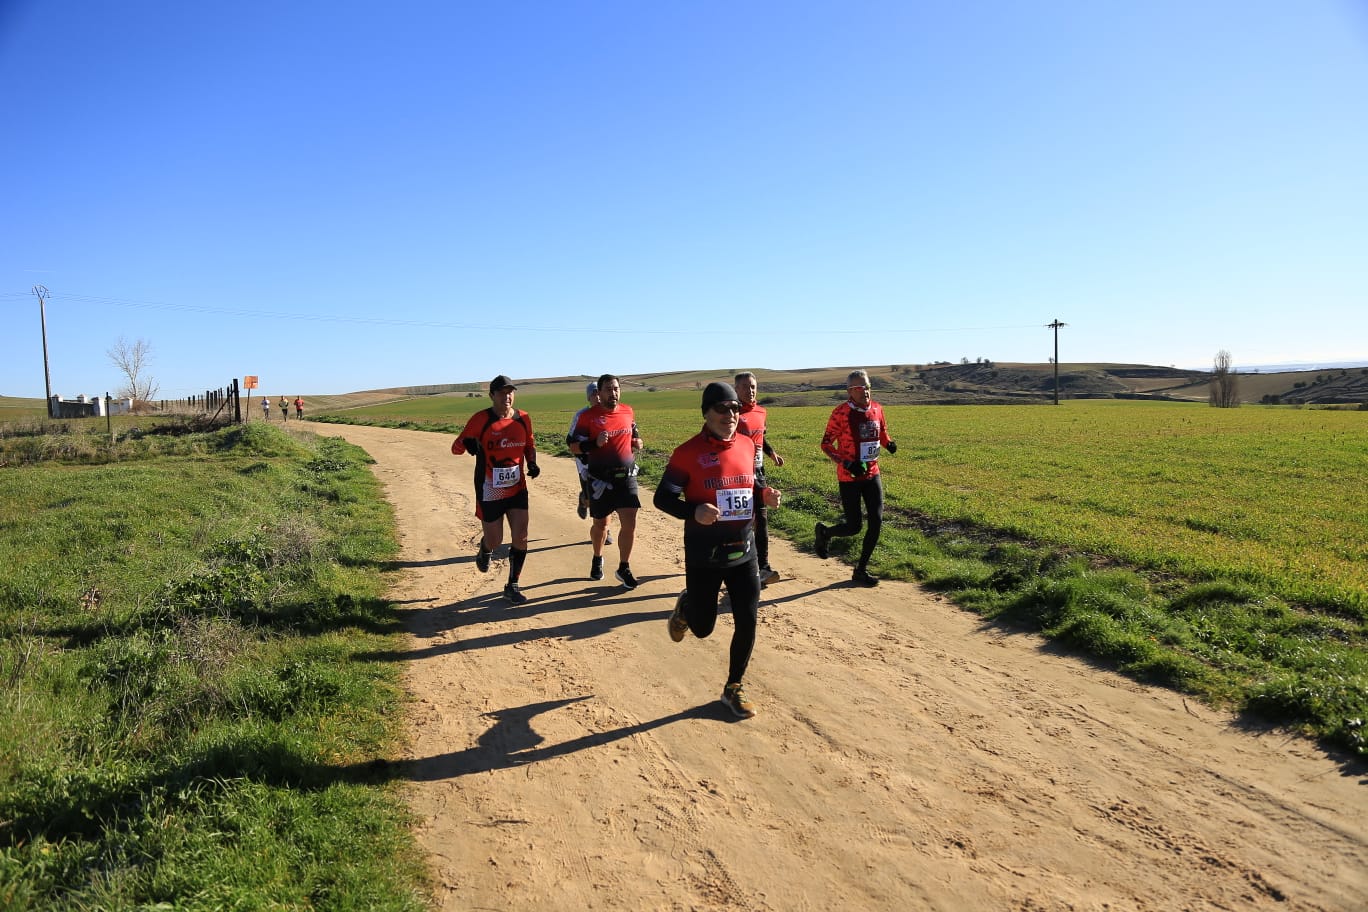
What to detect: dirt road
<box><xmin>309</xmin><ymin>421</ymin><xmax>1366</xmax><ymax>912</ymax></box>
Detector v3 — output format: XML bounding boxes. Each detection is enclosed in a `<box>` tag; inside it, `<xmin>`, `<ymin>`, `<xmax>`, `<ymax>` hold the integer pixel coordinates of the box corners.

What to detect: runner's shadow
<box><xmin>403</xmin><ymin>698</ymin><xmax>721</xmax><ymax>780</ymax></box>
<box><xmin>413</xmin><ymin>579</ymin><xmax>678</xmax><ymax>636</ymax></box>
<box><xmin>359</xmin><ymin>606</ymin><xmax>665</xmax><ymax>661</ymax></box>
<box><xmin>505</xmin><ymin>584</ymin><xmax>675</xmax><ymax>618</ymax></box>
<box><xmin>526</xmin><ymin>539</ymin><xmax>596</xmax><ymax>555</ymax></box>
<box><xmin>755</xmin><ymin>584</ymin><xmax>840</xmax><ymax>608</ymax></box>
<box><xmin>382</xmin><ymin>556</ymin><xmax>463</xmax><ymax>569</ymax></box>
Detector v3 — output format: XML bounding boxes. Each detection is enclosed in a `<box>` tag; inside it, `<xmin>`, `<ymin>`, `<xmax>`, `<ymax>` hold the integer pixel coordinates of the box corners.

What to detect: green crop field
<box><xmin>762</xmin><ymin>400</ymin><xmax>1368</xmax><ymax>613</ymax></box>
<box><xmin>319</xmin><ymin>396</ymin><xmax>1368</xmax><ymax>613</ymax></box>
<box><xmin>315</xmin><ymin>393</ymin><xmax>1367</xmax><ymax>757</ymax></box>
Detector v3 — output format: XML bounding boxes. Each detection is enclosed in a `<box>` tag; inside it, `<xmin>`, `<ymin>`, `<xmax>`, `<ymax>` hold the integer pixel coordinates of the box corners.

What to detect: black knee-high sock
<box><xmin>508</xmin><ymin>546</ymin><xmax>526</xmax><ymax>583</ymax></box>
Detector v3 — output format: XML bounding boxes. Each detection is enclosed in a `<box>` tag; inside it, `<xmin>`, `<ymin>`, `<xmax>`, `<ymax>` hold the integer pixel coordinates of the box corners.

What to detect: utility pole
<box><xmin>34</xmin><ymin>285</ymin><xmax>54</xmax><ymax>417</ymax></box>
<box><xmin>1046</xmin><ymin>318</ymin><xmax>1067</xmax><ymax>405</ymax></box>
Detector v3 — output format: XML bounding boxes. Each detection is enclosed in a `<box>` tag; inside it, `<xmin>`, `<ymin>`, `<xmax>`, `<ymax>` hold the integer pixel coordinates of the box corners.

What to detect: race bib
<box><xmin>715</xmin><ymin>487</ymin><xmax>754</xmax><ymax>521</ymax></box>
<box><xmin>859</xmin><ymin>440</ymin><xmax>881</xmax><ymax>462</ymax></box>
<box><xmin>492</xmin><ymin>464</ymin><xmax>522</xmax><ymax>488</ymax></box>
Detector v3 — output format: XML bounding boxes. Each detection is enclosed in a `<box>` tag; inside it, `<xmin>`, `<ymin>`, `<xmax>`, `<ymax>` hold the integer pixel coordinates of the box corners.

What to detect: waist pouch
<box><xmin>685</xmin><ymin>532</ymin><xmax>754</xmax><ymax>568</ymax></box>
<box><xmin>590</xmin><ymin>464</ymin><xmax>637</xmax><ymax>482</ymax></box>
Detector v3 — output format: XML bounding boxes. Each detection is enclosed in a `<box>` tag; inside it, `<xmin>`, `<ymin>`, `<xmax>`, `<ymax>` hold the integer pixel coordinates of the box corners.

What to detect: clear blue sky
<box><xmin>3</xmin><ymin>1</ymin><xmax>1366</xmax><ymax>399</ymax></box>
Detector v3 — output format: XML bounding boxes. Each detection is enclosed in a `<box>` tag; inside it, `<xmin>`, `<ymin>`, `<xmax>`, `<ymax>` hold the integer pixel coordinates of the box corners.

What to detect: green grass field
<box><xmin>315</xmin><ymin>393</ymin><xmax>1367</xmax><ymax>758</ymax></box>
<box><xmin>1</xmin><ymin>422</ymin><xmax>428</xmax><ymax>909</ymax></box>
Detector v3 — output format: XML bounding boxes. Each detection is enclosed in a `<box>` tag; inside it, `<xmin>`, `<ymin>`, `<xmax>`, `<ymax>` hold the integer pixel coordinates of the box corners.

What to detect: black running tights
<box><xmin>684</xmin><ymin>559</ymin><xmax>761</xmax><ymax>685</ymax></box>
<box><xmin>828</xmin><ymin>475</ymin><xmax>884</xmax><ymax>569</ymax></box>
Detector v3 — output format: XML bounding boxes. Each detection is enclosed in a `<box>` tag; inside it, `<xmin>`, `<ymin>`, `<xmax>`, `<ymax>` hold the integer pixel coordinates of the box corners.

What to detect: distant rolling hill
<box><xmin>314</xmin><ymin>362</ymin><xmax>1368</xmax><ymax>409</ymax></box>
<box><xmin>6</xmin><ymin>363</ymin><xmax>1365</xmax><ymax>416</ymax></box>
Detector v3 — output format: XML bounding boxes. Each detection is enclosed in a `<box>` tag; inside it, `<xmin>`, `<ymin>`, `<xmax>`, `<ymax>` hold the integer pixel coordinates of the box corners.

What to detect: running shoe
<box><xmin>589</xmin><ymin>556</ymin><xmax>604</xmax><ymax>580</ymax></box>
<box><xmin>604</xmin><ymin>528</ymin><xmax>614</xmax><ymax>546</ymax></box>
<box><xmin>668</xmin><ymin>591</ymin><xmax>689</xmax><ymax>642</ymax></box>
<box><xmin>759</xmin><ymin>565</ymin><xmax>780</xmax><ymax>587</ymax></box>
<box><xmin>813</xmin><ymin>523</ymin><xmax>830</xmax><ymax>559</ymax></box>
<box><xmin>615</xmin><ymin>565</ymin><xmax>639</xmax><ymax>589</ymax></box>
<box><xmin>851</xmin><ymin>568</ymin><xmax>879</xmax><ymax>588</ymax></box>
<box><xmin>576</xmin><ymin>493</ymin><xmax>588</xmax><ymax>521</ymax></box>
<box><xmin>720</xmin><ymin>682</ymin><xmax>756</xmax><ymax>719</ymax></box>
<box><xmin>503</xmin><ymin>583</ymin><xmax>527</xmax><ymax>604</ymax></box>
<box><xmin>475</xmin><ymin>544</ymin><xmax>491</xmax><ymax>573</ymax></box>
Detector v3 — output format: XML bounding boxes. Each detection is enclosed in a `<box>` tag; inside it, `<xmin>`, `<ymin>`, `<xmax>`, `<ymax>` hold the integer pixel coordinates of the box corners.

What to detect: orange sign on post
<box><xmin>243</xmin><ymin>375</ymin><xmax>259</xmax><ymax>389</ymax></box>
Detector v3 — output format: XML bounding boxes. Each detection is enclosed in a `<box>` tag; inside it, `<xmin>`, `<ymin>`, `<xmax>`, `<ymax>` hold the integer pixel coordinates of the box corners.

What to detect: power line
<box><xmin>3</xmin><ymin>290</ymin><xmax>1042</xmax><ymax>337</ymax></box>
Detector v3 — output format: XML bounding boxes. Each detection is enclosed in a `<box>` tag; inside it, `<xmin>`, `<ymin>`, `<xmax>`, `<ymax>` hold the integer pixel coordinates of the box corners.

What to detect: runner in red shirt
<box><xmin>568</xmin><ymin>374</ymin><xmax>643</xmax><ymax>587</ymax></box>
<box><xmin>813</xmin><ymin>369</ymin><xmax>898</xmax><ymax>587</ymax></box>
<box><xmin>568</xmin><ymin>381</ymin><xmax>614</xmax><ymax>545</ymax></box>
<box><xmin>735</xmin><ymin>371</ymin><xmax>784</xmax><ymax>587</ymax></box>
<box><xmin>654</xmin><ymin>381</ymin><xmax>782</xmax><ymax>720</ymax></box>
<box><xmin>452</xmin><ymin>375</ymin><xmax>540</xmax><ymax>604</ymax></box>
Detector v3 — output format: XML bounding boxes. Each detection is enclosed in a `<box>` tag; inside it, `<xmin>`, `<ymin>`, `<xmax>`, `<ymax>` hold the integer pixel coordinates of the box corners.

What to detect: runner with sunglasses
<box><xmin>655</xmin><ymin>381</ymin><xmax>782</xmax><ymax>719</ymax></box>
<box><xmin>813</xmin><ymin>369</ymin><xmax>897</xmax><ymax>587</ymax></box>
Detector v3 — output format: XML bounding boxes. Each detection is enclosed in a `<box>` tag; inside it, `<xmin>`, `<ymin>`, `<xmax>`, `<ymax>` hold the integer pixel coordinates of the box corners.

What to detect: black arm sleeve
<box><xmin>653</xmin><ymin>478</ymin><xmax>694</xmax><ymax>522</ymax></box>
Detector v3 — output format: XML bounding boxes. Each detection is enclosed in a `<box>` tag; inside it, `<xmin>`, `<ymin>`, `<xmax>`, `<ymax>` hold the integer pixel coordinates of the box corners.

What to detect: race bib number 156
<box><xmin>715</xmin><ymin>487</ymin><xmax>753</xmax><ymax>520</ymax></box>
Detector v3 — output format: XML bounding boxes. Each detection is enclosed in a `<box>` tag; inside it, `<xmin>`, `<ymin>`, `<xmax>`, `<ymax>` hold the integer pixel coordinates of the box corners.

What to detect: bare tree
<box><xmin>107</xmin><ymin>336</ymin><xmax>160</xmax><ymax>408</ymax></box>
<box><xmin>1209</xmin><ymin>349</ymin><xmax>1240</xmax><ymax>408</ymax></box>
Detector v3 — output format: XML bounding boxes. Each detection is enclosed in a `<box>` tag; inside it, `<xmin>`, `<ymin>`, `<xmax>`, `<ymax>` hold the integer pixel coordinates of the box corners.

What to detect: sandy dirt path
<box><xmin>308</xmin><ymin>421</ymin><xmax>1366</xmax><ymax>912</ymax></box>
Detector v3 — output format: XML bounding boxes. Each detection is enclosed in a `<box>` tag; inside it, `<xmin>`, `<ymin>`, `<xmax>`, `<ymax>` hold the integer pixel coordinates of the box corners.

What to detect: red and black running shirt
<box><xmin>570</xmin><ymin>403</ymin><xmax>640</xmax><ymax>478</ymax></box>
<box><xmin>738</xmin><ymin>402</ymin><xmax>773</xmax><ymax>484</ymax></box>
<box><xmin>821</xmin><ymin>400</ymin><xmax>892</xmax><ymax>483</ymax></box>
<box><xmin>654</xmin><ymin>428</ymin><xmax>761</xmax><ymax>568</ymax></box>
<box><xmin>452</xmin><ymin>408</ymin><xmax>536</xmax><ymax>503</ymax></box>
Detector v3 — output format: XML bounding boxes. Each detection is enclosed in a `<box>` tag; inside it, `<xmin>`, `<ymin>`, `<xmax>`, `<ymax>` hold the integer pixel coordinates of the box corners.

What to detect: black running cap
<box><xmin>701</xmin><ymin>381</ymin><xmax>739</xmax><ymax>414</ymax></box>
<box><xmin>489</xmin><ymin>375</ymin><xmax>517</xmax><ymax>394</ymax></box>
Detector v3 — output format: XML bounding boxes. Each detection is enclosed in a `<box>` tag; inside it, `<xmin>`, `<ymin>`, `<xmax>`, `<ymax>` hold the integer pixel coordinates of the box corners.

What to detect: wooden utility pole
<box><xmin>34</xmin><ymin>285</ymin><xmax>54</xmax><ymax>417</ymax></box>
<box><xmin>1047</xmin><ymin>319</ymin><xmax>1067</xmax><ymax>405</ymax></box>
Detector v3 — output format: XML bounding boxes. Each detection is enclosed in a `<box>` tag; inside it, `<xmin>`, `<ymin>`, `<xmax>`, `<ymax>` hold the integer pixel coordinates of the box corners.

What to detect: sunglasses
<box><xmin>710</xmin><ymin>401</ymin><xmax>741</xmax><ymax>414</ymax></box>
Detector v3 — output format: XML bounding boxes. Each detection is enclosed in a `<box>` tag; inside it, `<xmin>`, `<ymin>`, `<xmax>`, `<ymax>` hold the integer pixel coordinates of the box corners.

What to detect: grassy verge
<box><xmin>314</xmin><ymin>398</ymin><xmax>1367</xmax><ymax>763</ymax></box>
<box><xmin>0</xmin><ymin>421</ymin><xmax>428</xmax><ymax>910</ymax></box>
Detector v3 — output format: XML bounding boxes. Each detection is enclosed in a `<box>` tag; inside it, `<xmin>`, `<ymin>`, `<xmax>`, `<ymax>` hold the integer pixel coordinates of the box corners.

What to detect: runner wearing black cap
<box><xmin>654</xmin><ymin>381</ymin><xmax>782</xmax><ymax>719</ymax></box>
<box><xmin>568</xmin><ymin>374</ymin><xmax>642</xmax><ymax>587</ymax></box>
<box><xmin>814</xmin><ymin>369</ymin><xmax>897</xmax><ymax>587</ymax></box>
<box><xmin>452</xmin><ymin>375</ymin><xmax>540</xmax><ymax>604</ymax></box>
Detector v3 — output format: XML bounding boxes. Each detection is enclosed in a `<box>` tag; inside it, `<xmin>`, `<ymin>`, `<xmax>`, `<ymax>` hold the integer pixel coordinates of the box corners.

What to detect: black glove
<box><xmin>843</xmin><ymin>459</ymin><xmax>868</xmax><ymax>477</ymax></box>
<box><xmin>526</xmin><ymin>462</ymin><xmax>541</xmax><ymax>479</ymax></box>
<box><xmin>462</xmin><ymin>438</ymin><xmax>480</xmax><ymax>455</ymax></box>
<box><xmin>885</xmin><ymin>440</ymin><xmax>898</xmax><ymax>455</ymax></box>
